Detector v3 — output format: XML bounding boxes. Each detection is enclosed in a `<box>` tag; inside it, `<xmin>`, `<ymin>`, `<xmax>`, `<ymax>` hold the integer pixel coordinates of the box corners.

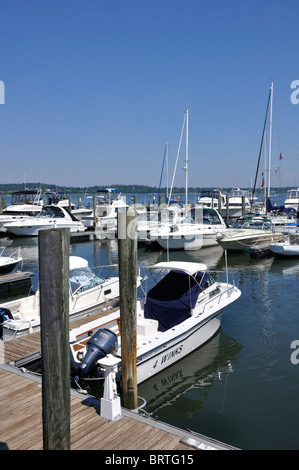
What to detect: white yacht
<box><xmin>284</xmin><ymin>189</ymin><xmax>299</xmax><ymax>211</ymax></box>
<box><xmin>3</xmin><ymin>205</ymin><xmax>86</xmax><ymax>237</ymax></box>
<box><xmin>149</xmin><ymin>207</ymin><xmax>228</xmax><ymax>251</ymax></box>
<box><xmin>0</xmin><ymin>189</ymin><xmax>43</xmax><ymax>232</ymax></box>
<box><xmin>222</xmin><ymin>189</ymin><xmax>251</xmax><ymax>219</ymax></box>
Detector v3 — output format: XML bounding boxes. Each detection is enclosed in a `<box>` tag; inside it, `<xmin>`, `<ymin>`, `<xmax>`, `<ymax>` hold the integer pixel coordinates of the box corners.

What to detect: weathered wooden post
<box><xmin>39</xmin><ymin>228</ymin><xmax>70</xmax><ymax>450</ymax></box>
<box><xmin>218</xmin><ymin>195</ymin><xmax>222</xmax><ymax>214</ymax></box>
<box><xmin>93</xmin><ymin>195</ymin><xmax>97</xmax><ymax>230</ymax></box>
<box><xmin>226</xmin><ymin>194</ymin><xmax>230</xmax><ymax>222</ymax></box>
<box><xmin>117</xmin><ymin>208</ymin><xmax>138</xmax><ymax>410</ymax></box>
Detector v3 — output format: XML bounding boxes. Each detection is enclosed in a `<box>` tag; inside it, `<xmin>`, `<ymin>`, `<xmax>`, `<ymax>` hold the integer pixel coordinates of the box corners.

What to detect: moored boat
<box><xmin>216</xmin><ymin>216</ymin><xmax>282</xmax><ymax>252</ymax></box>
<box><xmin>270</xmin><ymin>233</ymin><xmax>299</xmax><ymax>257</ymax></box>
<box><xmin>149</xmin><ymin>207</ymin><xmax>228</xmax><ymax>251</ymax></box>
<box><xmin>70</xmin><ymin>261</ymin><xmax>241</xmax><ymax>384</ymax></box>
<box><xmin>0</xmin><ymin>189</ymin><xmax>43</xmax><ymax>232</ymax></box>
<box><xmin>0</xmin><ymin>256</ymin><xmax>122</xmax><ymax>340</ymax></box>
<box><xmin>0</xmin><ymin>247</ymin><xmax>23</xmax><ymax>274</ymax></box>
<box><xmin>3</xmin><ymin>205</ymin><xmax>86</xmax><ymax>237</ymax></box>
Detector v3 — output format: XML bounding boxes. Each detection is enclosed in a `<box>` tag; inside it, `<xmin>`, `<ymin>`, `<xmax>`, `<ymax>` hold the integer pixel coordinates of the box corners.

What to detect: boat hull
<box><xmin>155</xmin><ymin>231</ymin><xmax>221</xmax><ymax>251</ymax></box>
<box><xmin>270</xmin><ymin>242</ymin><xmax>299</xmax><ymax>257</ymax></box>
<box><xmin>217</xmin><ymin>232</ymin><xmax>281</xmax><ymax>252</ymax></box>
<box><xmin>5</xmin><ymin>223</ymin><xmax>86</xmax><ymax>237</ymax></box>
<box><xmin>135</xmin><ymin>312</ymin><xmax>223</xmax><ymax>384</ymax></box>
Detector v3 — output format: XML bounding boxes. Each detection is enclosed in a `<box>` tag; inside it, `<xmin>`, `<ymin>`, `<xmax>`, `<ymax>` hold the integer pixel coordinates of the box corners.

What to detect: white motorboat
<box><xmin>0</xmin><ymin>256</ymin><xmax>122</xmax><ymax>340</ymax></box>
<box><xmin>216</xmin><ymin>216</ymin><xmax>282</xmax><ymax>252</ymax></box>
<box><xmin>45</xmin><ymin>191</ymin><xmax>93</xmax><ymax>220</ymax></box>
<box><xmin>197</xmin><ymin>189</ymin><xmax>226</xmax><ymax>210</ymax></box>
<box><xmin>197</xmin><ymin>189</ymin><xmax>251</xmax><ymax>219</ymax></box>
<box><xmin>222</xmin><ymin>189</ymin><xmax>251</xmax><ymax>219</ymax></box>
<box><xmin>82</xmin><ymin>189</ymin><xmax>127</xmax><ymax>236</ymax></box>
<box><xmin>270</xmin><ymin>233</ymin><xmax>299</xmax><ymax>257</ymax></box>
<box><xmin>0</xmin><ymin>247</ymin><xmax>23</xmax><ymax>274</ymax></box>
<box><xmin>137</xmin><ymin>204</ymin><xmax>186</xmax><ymax>245</ymax></box>
<box><xmin>3</xmin><ymin>205</ymin><xmax>86</xmax><ymax>237</ymax></box>
<box><xmin>149</xmin><ymin>207</ymin><xmax>228</xmax><ymax>251</ymax></box>
<box><xmin>0</xmin><ymin>189</ymin><xmax>43</xmax><ymax>232</ymax></box>
<box><xmin>284</xmin><ymin>188</ymin><xmax>299</xmax><ymax>211</ymax></box>
<box><xmin>70</xmin><ymin>261</ymin><xmax>241</xmax><ymax>384</ymax></box>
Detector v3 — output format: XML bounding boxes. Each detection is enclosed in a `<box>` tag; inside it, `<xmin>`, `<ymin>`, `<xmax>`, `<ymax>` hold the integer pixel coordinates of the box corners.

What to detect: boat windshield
<box><xmin>36</xmin><ymin>206</ymin><xmax>65</xmax><ymax>218</ymax></box>
<box><xmin>70</xmin><ymin>268</ymin><xmax>105</xmax><ymax>293</ymax></box>
<box><xmin>191</xmin><ymin>208</ymin><xmax>223</xmax><ymax>225</ymax></box>
<box><xmin>232</xmin><ymin>218</ymin><xmax>271</xmax><ymax>230</ymax></box>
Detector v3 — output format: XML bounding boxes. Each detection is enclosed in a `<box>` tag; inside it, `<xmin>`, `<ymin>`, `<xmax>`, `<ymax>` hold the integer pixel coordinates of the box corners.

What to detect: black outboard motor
<box><xmin>75</xmin><ymin>328</ymin><xmax>118</xmax><ymax>379</ymax></box>
<box><xmin>0</xmin><ymin>307</ymin><xmax>13</xmax><ymax>338</ymax></box>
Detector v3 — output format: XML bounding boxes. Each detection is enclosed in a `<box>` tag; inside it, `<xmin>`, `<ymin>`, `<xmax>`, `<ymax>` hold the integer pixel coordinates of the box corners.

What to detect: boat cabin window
<box><xmin>37</xmin><ymin>206</ymin><xmax>65</xmax><ymax>218</ymax></box>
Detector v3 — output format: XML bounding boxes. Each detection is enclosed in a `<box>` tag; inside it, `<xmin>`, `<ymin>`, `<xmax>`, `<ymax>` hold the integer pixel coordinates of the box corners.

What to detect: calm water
<box><xmin>1</xmin><ymin>192</ymin><xmax>299</xmax><ymax>450</ymax></box>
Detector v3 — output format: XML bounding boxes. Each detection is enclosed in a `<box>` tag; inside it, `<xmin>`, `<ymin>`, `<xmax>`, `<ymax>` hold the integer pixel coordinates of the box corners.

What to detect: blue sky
<box><xmin>1</xmin><ymin>0</ymin><xmax>299</xmax><ymax>189</ymax></box>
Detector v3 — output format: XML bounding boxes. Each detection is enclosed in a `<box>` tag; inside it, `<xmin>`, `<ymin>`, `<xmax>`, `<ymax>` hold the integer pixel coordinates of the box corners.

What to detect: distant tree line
<box><xmin>0</xmin><ymin>182</ymin><xmax>291</xmax><ymax>195</ymax></box>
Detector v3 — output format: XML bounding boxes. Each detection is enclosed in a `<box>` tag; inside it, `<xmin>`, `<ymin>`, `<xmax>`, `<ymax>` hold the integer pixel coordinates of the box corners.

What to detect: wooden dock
<box><xmin>0</xmin><ymin>271</ymin><xmax>34</xmax><ymax>292</ymax></box>
<box><xmin>0</xmin><ymin>312</ymin><xmax>238</xmax><ymax>451</ymax></box>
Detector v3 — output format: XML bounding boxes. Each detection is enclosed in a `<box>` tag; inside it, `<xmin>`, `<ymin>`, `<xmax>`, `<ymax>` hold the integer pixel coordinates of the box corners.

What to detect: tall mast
<box><xmin>184</xmin><ymin>108</ymin><xmax>189</xmax><ymax>213</ymax></box>
<box><xmin>267</xmin><ymin>81</ymin><xmax>273</xmax><ymax>203</ymax></box>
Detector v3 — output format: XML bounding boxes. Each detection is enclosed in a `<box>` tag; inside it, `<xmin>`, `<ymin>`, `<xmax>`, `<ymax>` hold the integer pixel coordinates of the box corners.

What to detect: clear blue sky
<box><xmin>1</xmin><ymin>0</ymin><xmax>299</xmax><ymax>189</ymax></box>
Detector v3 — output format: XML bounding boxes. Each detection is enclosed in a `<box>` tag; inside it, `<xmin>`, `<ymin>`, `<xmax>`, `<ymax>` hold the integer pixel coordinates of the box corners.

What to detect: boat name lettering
<box><xmin>160</xmin><ymin>345</ymin><xmax>183</xmax><ymax>365</ymax></box>
<box><xmin>290</xmin><ymin>340</ymin><xmax>299</xmax><ymax>365</ymax></box>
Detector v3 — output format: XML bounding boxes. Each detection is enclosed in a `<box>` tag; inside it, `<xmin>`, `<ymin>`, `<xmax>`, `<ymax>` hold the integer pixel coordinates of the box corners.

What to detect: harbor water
<box><xmin>1</xmin><ymin>192</ymin><xmax>299</xmax><ymax>450</ymax></box>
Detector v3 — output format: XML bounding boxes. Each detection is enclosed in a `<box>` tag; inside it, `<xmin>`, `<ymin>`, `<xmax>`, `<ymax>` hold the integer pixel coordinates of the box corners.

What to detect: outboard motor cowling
<box><xmin>0</xmin><ymin>307</ymin><xmax>13</xmax><ymax>338</ymax></box>
<box><xmin>75</xmin><ymin>328</ymin><xmax>118</xmax><ymax>378</ymax></box>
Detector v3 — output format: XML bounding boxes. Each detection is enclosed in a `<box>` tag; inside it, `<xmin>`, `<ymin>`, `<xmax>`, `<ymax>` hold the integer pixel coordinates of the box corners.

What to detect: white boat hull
<box><xmin>217</xmin><ymin>231</ymin><xmax>281</xmax><ymax>252</ymax></box>
<box><xmin>270</xmin><ymin>242</ymin><xmax>299</xmax><ymax>257</ymax></box>
<box><xmin>155</xmin><ymin>231</ymin><xmax>220</xmax><ymax>250</ymax></box>
<box><xmin>135</xmin><ymin>312</ymin><xmax>223</xmax><ymax>384</ymax></box>
<box><xmin>5</xmin><ymin>222</ymin><xmax>86</xmax><ymax>237</ymax></box>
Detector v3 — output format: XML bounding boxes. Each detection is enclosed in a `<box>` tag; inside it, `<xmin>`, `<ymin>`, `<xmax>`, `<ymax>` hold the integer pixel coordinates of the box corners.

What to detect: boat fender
<box><xmin>75</xmin><ymin>328</ymin><xmax>118</xmax><ymax>378</ymax></box>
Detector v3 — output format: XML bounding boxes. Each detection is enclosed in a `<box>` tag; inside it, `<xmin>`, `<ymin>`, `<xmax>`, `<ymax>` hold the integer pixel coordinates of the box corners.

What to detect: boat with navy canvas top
<box><xmin>70</xmin><ymin>260</ymin><xmax>241</xmax><ymax>384</ymax></box>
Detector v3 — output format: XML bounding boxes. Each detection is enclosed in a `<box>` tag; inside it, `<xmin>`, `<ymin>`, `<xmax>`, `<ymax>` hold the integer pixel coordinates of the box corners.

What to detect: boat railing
<box><xmin>201</xmin><ymin>283</ymin><xmax>236</xmax><ymax>313</ymax></box>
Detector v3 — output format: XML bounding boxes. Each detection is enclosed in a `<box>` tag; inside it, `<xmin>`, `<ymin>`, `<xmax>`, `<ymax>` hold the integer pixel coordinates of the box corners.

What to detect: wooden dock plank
<box><xmin>0</xmin><ymin>367</ymin><xmax>198</xmax><ymax>451</ymax></box>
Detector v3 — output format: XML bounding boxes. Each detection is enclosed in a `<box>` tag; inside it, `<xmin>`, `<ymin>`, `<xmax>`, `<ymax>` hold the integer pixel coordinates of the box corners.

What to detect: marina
<box><xmin>0</xmin><ymin>190</ymin><xmax>299</xmax><ymax>450</ymax></box>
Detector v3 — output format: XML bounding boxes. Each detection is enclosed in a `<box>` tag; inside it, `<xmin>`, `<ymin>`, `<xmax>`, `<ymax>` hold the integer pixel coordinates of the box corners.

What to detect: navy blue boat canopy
<box><xmin>144</xmin><ymin>270</ymin><xmax>209</xmax><ymax>332</ymax></box>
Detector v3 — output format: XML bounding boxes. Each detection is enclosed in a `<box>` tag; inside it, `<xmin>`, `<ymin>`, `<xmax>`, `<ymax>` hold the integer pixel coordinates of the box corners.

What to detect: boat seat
<box><xmin>137</xmin><ymin>318</ymin><xmax>159</xmax><ymax>336</ymax></box>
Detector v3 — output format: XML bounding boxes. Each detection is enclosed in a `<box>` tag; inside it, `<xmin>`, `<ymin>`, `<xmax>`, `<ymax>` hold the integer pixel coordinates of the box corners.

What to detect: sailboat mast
<box><xmin>185</xmin><ymin>108</ymin><xmax>189</xmax><ymax>213</ymax></box>
<box><xmin>267</xmin><ymin>81</ymin><xmax>273</xmax><ymax>203</ymax></box>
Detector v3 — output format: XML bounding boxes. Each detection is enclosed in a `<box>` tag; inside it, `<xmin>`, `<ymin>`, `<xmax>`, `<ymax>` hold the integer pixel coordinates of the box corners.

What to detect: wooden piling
<box><xmin>226</xmin><ymin>194</ymin><xmax>230</xmax><ymax>222</ymax></box>
<box><xmin>39</xmin><ymin>228</ymin><xmax>70</xmax><ymax>450</ymax></box>
<box><xmin>117</xmin><ymin>209</ymin><xmax>138</xmax><ymax>410</ymax></box>
<box><xmin>93</xmin><ymin>195</ymin><xmax>97</xmax><ymax>229</ymax></box>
